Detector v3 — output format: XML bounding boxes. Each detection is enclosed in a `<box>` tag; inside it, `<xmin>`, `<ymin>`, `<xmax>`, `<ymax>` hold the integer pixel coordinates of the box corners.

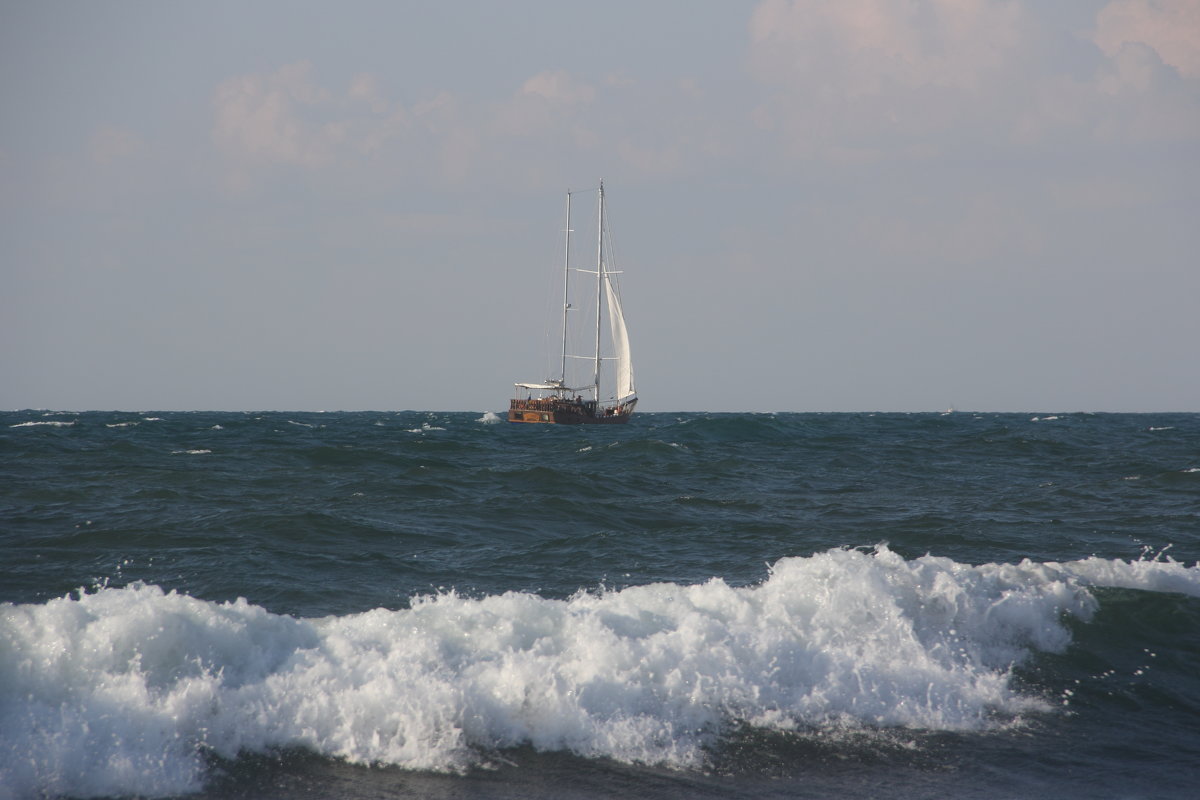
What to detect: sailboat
<box><xmin>509</xmin><ymin>181</ymin><xmax>637</xmax><ymax>424</ymax></box>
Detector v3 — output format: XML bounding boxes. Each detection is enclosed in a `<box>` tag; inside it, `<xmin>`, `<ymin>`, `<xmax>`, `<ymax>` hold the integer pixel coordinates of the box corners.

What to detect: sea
<box><xmin>2</xmin><ymin>410</ymin><xmax>1198</xmax><ymax>800</ymax></box>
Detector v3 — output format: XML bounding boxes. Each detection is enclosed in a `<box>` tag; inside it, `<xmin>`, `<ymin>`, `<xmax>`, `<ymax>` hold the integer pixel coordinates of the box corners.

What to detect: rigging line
<box><xmin>599</xmin><ymin>198</ymin><xmax>628</xmax><ymax>308</ymax></box>
<box><xmin>606</xmin><ymin>206</ymin><xmax>621</xmax><ymax>262</ymax></box>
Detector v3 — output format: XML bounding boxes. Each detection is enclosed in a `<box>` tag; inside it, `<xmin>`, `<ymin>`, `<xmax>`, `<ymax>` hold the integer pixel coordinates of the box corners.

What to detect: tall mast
<box><xmin>560</xmin><ymin>190</ymin><xmax>571</xmax><ymax>388</ymax></box>
<box><xmin>593</xmin><ymin>181</ymin><xmax>604</xmax><ymax>403</ymax></box>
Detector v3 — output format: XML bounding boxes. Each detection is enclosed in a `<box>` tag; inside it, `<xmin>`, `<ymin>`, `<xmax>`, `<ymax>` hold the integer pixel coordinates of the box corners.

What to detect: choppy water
<box><xmin>2</xmin><ymin>410</ymin><xmax>1198</xmax><ymax>799</ymax></box>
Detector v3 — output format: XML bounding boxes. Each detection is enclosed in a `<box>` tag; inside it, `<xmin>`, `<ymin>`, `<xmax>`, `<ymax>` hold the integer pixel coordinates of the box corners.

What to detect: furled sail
<box><xmin>604</xmin><ymin>276</ymin><xmax>635</xmax><ymax>402</ymax></box>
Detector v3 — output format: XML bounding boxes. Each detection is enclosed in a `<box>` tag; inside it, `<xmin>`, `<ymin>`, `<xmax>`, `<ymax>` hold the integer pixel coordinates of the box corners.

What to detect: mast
<box><xmin>559</xmin><ymin>190</ymin><xmax>572</xmax><ymax>389</ymax></box>
<box><xmin>593</xmin><ymin>180</ymin><xmax>604</xmax><ymax>404</ymax></box>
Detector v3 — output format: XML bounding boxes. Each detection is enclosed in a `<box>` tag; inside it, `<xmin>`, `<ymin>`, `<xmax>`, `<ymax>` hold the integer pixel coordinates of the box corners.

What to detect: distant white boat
<box><xmin>509</xmin><ymin>181</ymin><xmax>637</xmax><ymax>425</ymax></box>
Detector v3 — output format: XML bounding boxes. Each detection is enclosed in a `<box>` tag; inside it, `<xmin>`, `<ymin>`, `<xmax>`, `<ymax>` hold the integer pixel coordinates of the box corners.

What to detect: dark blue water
<box><xmin>2</xmin><ymin>410</ymin><xmax>1198</xmax><ymax>799</ymax></box>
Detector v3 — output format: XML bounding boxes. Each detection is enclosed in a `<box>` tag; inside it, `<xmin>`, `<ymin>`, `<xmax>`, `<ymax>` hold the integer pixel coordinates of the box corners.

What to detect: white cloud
<box><xmin>210</xmin><ymin>64</ymin><xmax>486</xmax><ymax>186</ymax></box>
<box><xmin>520</xmin><ymin>70</ymin><xmax>595</xmax><ymax>104</ymax></box>
<box><xmin>348</xmin><ymin>73</ymin><xmax>389</xmax><ymax>113</ymax></box>
<box><xmin>748</xmin><ymin>0</ymin><xmax>1027</xmax><ymax>95</ymax></box>
<box><xmin>1013</xmin><ymin>12</ymin><xmax>1200</xmax><ymax>147</ymax></box>
<box><xmin>744</xmin><ymin>0</ymin><xmax>1036</xmax><ymax>162</ymax></box>
<box><xmin>208</xmin><ymin>53</ymin><xmax>742</xmax><ymax>191</ymax></box>
<box><xmin>1093</xmin><ymin>0</ymin><xmax>1200</xmax><ymax>78</ymax></box>
<box><xmin>207</xmin><ymin>58</ymin><xmax>730</xmax><ymax>189</ymax></box>
<box><xmin>1092</xmin><ymin>45</ymin><xmax>1200</xmax><ymax>141</ymax></box>
<box><xmin>211</xmin><ymin>61</ymin><xmax>335</xmax><ymax>168</ymax></box>
<box><xmin>746</xmin><ymin>0</ymin><xmax>1200</xmax><ymax>161</ymax></box>
<box><xmin>489</xmin><ymin>70</ymin><xmax>598</xmax><ymax>142</ymax></box>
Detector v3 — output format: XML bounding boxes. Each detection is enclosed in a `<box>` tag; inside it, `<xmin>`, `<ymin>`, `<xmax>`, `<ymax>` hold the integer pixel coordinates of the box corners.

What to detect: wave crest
<box><xmin>2</xmin><ymin>546</ymin><xmax>1197</xmax><ymax>797</ymax></box>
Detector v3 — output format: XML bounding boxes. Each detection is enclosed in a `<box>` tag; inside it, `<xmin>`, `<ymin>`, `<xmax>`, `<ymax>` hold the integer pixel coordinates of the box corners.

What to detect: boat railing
<box><xmin>511</xmin><ymin>395</ymin><xmax>633</xmax><ymax>417</ymax></box>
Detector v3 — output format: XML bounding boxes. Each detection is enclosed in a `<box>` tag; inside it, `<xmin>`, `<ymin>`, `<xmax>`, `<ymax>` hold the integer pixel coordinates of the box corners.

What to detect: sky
<box><xmin>2</xmin><ymin>0</ymin><xmax>1198</xmax><ymax>413</ymax></box>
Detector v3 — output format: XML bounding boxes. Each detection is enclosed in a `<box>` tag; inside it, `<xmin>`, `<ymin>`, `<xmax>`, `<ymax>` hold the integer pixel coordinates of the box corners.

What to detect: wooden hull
<box><xmin>508</xmin><ymin>398</ymin><xmax>636</xmax><ymax>425</ymax></box>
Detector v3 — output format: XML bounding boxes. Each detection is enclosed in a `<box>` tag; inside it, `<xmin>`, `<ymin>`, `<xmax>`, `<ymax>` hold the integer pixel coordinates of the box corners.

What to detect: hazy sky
<box><xmin>3</xmin><ymin>0</ymin><xmax>1197</xmax><ymax>412</ymax></box>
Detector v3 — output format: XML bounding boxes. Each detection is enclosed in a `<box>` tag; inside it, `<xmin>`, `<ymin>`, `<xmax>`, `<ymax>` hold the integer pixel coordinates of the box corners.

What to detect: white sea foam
<box><xmin>9</xmin><ymin>420</ymin><xmax>75</xmax><ymax>428</ymax></box>
<box><xmin>2</xmin><ymin>546</ymin><xmax>1197</xmax><ymax>799</ymax></box>
<box><xmin>406</xmin><ymin>423</ymin><xmax>446</xmax><ymax>433</ymax></box>
<box><xmin>170</xmin><ymin>449</ymin><xmax>212</xmax><ymax>455</ymax></box>
<box><xmin>106</xmin><ymin>421</ymin><xmax>139</xmax><ymax>428</ymax></box>
<box><xmin>1055</xmin><ymin>553</ymin><xmax>1200</xmax><ymax>595</ymax></box>
<box><xmin>478</xmin><ymin>411</ymin><xmax>502</xmax><ymax>424</ymax></box>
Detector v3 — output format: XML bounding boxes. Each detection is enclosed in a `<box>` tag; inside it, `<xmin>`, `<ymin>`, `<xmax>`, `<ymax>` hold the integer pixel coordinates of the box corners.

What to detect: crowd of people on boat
<box><xmin>510</xmin><ymin>396</ymin><xmax>590</xmax><ymax>412</ymax></box>
<box><xmin>510</xmin><ymin>392</ymin><xmax>634</xmax><ymax>419</ymax></box>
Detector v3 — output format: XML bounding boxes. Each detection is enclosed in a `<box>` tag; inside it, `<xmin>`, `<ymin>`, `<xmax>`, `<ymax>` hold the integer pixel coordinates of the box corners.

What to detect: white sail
<box><xmin>508</xmin><ymin>180</ymin><xmax>637</xmax><ymax>424</ymax></box>
<box><xmin>604</xmin><ymin>276</ymin><xmax>635</xmax><ymax>402</ymax></box>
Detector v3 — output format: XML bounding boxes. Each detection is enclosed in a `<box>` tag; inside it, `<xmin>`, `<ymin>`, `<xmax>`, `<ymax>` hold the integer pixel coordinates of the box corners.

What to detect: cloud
<box><xmin>1092</xmin><ymin>45</ymin><xmax>1200</xmax><ymax>141</ymax></box>
<box><xmin>520</xmin><ymin>70</ymin><xmax>595</xmax><ymax>104</ymax></box>
<box><xmin>1014</xmin><ymin>2</ymin><xmax>1200</xmax><ymax>147</ymax></box>
<box><xmin>210</xmin><ymin>63</ymin><xmax>480</xmax><ymax>187</ymax></box>
<box><xmin>208</xmin><ymin>55</ymin><xmax>739</xmax><ymax>191</ymax></box>
<box><xmin>212</xmin><ymin>61</ymin><xmax>336</xmax><ymax>168</ymax></box>
<box><xmin>489</xmin><ymin>71</ymin><xmax>596</xmax><ymax>141</ymax></box>
<box><xmin>347</xmin><ymin>73</ymin><xmax>389</xmax><ymax>113</ymax></box>
<box><xmin>211</xmin><ymin>64</ymin><xmax>600</xmax><ymax>175</ymax></box>
<box><xmin>1093</xmin><ymin>0</ymin><xmax>1200</xmax><ymax>78</ymax></box>
<box><xmin>746</xmin><ymin>0</ymin><xmax>1200</xmax><ymax>161</ymax></box>
<box><xmin>744</xmin><ymin>0</ymin><xmax>1035</xmax><ymax>161</ymax></box>
<box><xmin>748</xmin><ymin>0</ymin><xmax>1027</xmax><ymax>95</ymax></box>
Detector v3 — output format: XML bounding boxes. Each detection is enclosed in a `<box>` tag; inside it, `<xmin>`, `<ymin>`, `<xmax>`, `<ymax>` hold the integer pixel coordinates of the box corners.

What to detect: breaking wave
<box><xmin>2</xmin><ymin>545</ymin><xmax>1197</xmax><ymax>798</ymax></box>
